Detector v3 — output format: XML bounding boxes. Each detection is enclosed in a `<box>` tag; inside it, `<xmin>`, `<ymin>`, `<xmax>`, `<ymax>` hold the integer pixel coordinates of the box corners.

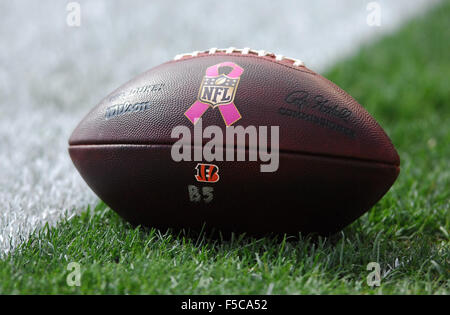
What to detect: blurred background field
<box><xmin>0</xmin><ymin>0</ymin><xmax>437</xmax><ymax>255</ymax></box>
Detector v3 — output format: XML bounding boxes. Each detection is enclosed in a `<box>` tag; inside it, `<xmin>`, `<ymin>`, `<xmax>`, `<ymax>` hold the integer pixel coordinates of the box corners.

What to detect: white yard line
<box><xmin>0</xmin><ymin>0</ymin><xmax>438</xmax><ymax>254</ymax></box>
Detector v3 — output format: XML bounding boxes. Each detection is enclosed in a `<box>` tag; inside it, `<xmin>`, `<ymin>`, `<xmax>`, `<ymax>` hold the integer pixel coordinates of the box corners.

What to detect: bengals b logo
<box><xmin>195</xmin><ymin>163</ymin><xmax>220</xmax><ymax>183</ymax></box>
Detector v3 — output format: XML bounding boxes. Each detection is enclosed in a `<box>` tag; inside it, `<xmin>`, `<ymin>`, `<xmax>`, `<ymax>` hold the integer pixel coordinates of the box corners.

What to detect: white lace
<box><xmin>174</xmin><ymin>47</ymin><xmax>305</xmax><ymax>67</ymax></box>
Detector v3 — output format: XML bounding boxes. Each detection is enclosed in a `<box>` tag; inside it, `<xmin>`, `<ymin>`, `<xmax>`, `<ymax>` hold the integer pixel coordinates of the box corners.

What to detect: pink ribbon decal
<box><xmin>185</xmin><ymin>62</ymin><xmax>244</xmax><ymax>126</ymax></box>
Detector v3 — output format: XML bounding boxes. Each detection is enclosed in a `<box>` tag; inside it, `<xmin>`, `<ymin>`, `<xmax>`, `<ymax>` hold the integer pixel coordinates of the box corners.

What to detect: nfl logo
<box><xmin>198</xmin><ymin>74</ymin><xmax>240</xmax><ymax>108</ymax></box>
<box><xmin>185</xmin><ymin>62</ymin><xmax>244</xmax><ymax>126</ymax></box>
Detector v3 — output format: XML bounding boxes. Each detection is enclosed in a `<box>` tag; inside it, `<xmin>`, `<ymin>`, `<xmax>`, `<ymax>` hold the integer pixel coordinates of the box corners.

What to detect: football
<box><xmin>69</xmin><ymin>47</ymin><xmax>400</xmax><ymax>236</ymax></box>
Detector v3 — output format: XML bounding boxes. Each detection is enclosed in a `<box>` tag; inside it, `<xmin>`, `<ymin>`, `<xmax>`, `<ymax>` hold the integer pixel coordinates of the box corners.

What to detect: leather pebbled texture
<box><xmin>69</xmin><ymin>52</ymin><xmax>400</xmax><ymax>235</ymax></box>
<box><xmin>69</xmin><ymin>53</ymin><xmax>400</xmax><ymax>165</ymax></box>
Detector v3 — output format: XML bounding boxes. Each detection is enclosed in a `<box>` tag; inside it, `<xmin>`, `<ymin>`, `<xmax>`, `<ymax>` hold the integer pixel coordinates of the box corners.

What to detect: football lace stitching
<box><xmin>174</xmin><ymin>47</ymin><xmax>305</xmax><ymax>67</ymax></box>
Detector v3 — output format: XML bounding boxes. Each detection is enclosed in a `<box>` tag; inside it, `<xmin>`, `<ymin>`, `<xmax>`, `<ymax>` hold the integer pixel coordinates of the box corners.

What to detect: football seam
<box><xmin>68</xmin><ymin>143</ymin><xmax>400</xmax><ymax>168</ymax></box>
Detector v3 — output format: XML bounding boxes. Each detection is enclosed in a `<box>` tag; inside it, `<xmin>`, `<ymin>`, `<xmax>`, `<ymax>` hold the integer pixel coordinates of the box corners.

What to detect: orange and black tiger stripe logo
<box><xmin>195</xmin><ymin>163</ymin><xmax>220</xmax><ymax>183</ymax></box>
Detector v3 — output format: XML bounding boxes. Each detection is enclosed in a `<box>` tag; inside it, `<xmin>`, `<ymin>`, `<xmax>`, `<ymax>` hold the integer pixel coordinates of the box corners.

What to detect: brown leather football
<box><xmin>69</xmin><ymin>48</ymin><xmax>400</xmax><ymax>236</ymax></box>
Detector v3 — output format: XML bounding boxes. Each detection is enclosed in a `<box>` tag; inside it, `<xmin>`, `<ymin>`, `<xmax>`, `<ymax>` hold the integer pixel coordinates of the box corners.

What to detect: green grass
<box><xmin>1</xmin><ymin>2</ymin><xmax>449</xmax><ymax>294</ymax></box>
